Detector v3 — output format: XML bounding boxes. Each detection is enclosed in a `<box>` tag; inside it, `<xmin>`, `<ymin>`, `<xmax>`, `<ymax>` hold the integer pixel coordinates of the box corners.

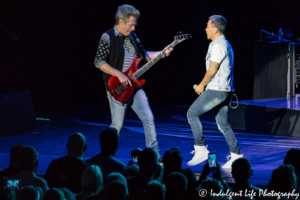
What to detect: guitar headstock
<box><xmin>174</xmin><ymin>31</ymin><xmax>192</xmax><ymax>43</ymax></box>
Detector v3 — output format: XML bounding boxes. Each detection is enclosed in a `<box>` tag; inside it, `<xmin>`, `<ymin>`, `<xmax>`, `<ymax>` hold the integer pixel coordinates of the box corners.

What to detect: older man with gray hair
<box><xmin>94</xmin><ymin>4</ymin><xmax>173</xmax><ymax>161</ymax></box>
<box><xmin>13</xmin><ymin>146</ymin><xmax>49</xmax><ymax>193</ymax></box>
<box><xmin>187</xmin><ymin>15</ymin><xmax>242</xmax><ymax>168</ymax></box>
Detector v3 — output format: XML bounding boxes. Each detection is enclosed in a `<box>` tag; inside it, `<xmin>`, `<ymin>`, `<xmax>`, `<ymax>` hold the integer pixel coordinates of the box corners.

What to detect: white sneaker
<box><xmin>187</xmin><ymin>145</ymin><xmax>210</xmax><ymax>166</ymax></box>
<box><xmin>222</xmin><ymin>152</ymin><xmax>243</xmax><ymax>169</ymax></box>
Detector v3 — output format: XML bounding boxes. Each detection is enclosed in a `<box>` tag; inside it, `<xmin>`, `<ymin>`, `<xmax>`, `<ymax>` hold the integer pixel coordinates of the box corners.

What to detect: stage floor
<box><xmin>236</xmin><ymin>97</ymin><xmax>300</xmax><ymax>110</ymax></box>
<box><xmin>1</xmin><ymin>106</ymin><xmax>299</xmax><ymax>187</ymax></box>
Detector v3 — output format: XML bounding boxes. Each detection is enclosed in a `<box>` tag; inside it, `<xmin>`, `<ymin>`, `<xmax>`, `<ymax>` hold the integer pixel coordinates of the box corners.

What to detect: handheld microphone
<box><xmin>193</xmin><ymin>84</ymin><xmax>198</xmax><ymax>89</ymax></box>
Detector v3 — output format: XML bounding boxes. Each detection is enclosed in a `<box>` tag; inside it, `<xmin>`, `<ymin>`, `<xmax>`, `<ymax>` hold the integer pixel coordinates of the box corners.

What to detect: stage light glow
<box><xmin>36</xmin><ymin>118</ymin><xmax>50</xmax><ymax>121</ymax></box>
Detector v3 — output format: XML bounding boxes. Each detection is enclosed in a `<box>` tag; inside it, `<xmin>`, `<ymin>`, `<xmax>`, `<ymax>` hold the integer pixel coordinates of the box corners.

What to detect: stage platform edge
<box><xmin>230</xmin><ymin>98</ymin><xmax>300</xmax><ymax>137</ymax></box>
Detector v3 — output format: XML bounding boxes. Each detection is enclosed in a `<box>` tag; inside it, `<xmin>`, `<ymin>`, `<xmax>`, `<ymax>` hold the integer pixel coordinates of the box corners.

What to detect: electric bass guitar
<box><xmin>108</xmin><ymin>33</ymin><xmax>192</xmax><ymax>103</ymax></box>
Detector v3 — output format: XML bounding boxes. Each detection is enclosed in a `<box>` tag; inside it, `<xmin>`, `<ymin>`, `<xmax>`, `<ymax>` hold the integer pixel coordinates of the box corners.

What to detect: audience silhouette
<box><xmin>86</xmin><ymin>128</ymin><xmax>126</xmax><ymax>180</ymax></box>
<box><xmin>162</xmin><ymin>148</ymin><xmax>182</xmax><ymax>184</ymax></box>
<box><xmin>165</xmin><ymin>172</ymin><xmax>187</xmax><ymax>200</ymax></box>
<box><xmin>231</xmin><ymin>158</ymin><xmax>264</xmax><ymax>199</ymax></box>
<box><xmin>77</xmin><ymin>165</ymin><xmax>103</xmax><ymax>200</ymax></box>
<box><xmin>0</xmin><ymin>144</ymin><xmax>24</xmax><ymax>178</ymax></box>
<box><xmin>105</xmin><ymin>181</ymin><xmax>127</xmax><ymax>200</ymax></box>
<box><xmin>125</xmin><ymin>165</ymin><xmax>139</xmax><ymax>178</ymax></box>
<box><xmin>59</xmin><ymin>187</ymin><xmax>76</xmax><ymax>200</ymax></box>
<box><xmin>144</xmin><ymin>180</ymin><xmax>166</xmax><ymax>200</ymax></box>
<box><xmin>178</xmin><ymin>168</ymin><xmax>198</xmax><ymax>200</ymax></box>
<box><xmin>127</xmin><ymin>147</ymin><xmax>160</xmax><ymax>200</ymax></box>
<box><xmin>13</xmin><ymin>146</ymin><xmax>49</xmax><ymax>193</ymax></box>
<box><xmin>19</xmin><ymin>185</ymin><xmax>40</xmax><ymax>200</ymax></box>
<box><xmin>43</xmin><ymin>188</ymin><xmax>65</xmax><ymax>200</ymax></box>
<box><xmin>267</xmin><ymin>164</ymin><xmax>298</xmax><ymax>197</ymax></box>
<box><xmin>2</xmin><ymin>132</ymin><xmax>300</xmax><ymax>200</ymax></box>
<box><xmin>96</xmin><ymin>172</ymin><xmax>128</xmax><ymax>199</ymax></box>
<box><xmin>284</xmin><ymin>148</ymin><xmax>300</xmax><ymax>192</ymax></box>
<box><xmin>45</xmin><ymin>133</ymin><xmax>88</xmax><ymax>194</ymax></box>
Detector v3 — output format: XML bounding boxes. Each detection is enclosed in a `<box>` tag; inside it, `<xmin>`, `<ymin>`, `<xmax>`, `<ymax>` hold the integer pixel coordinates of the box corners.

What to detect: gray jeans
<box><xmin>187</xmin><ymin>89</ymin><xmax>240</xmax><ymax>154</ymax></box>
<box><xmin>107</xmin><ymin>87</ymin><xmax>160</xmax><ymax>154</ymax></box>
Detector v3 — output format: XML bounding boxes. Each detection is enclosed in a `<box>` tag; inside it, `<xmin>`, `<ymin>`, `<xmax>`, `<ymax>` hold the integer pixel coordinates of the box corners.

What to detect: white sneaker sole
<box><xmin>221</xmin><ymin>164</ymin><xmax>232</xmax><ymax>169</ymax></box>
<box><xmin>187</xmin><ymin>156</ymin><xmax>208</xmax><ymax>166</ymax></box>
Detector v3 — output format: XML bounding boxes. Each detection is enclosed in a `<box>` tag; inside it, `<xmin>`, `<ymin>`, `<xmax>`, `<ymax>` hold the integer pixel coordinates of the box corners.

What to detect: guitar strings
<box><xmin>114</xmin><ymin>45</ymin><xmax>172</xmax><ymax>95</ymax></box>
<box><xmin>112</xmin><ymin>36</ymin><xmax>189</xmax><ymax>97</ymax></box>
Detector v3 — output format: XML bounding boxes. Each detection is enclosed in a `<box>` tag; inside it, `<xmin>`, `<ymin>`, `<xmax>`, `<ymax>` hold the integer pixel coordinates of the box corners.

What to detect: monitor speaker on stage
<box><xmin>253</xmin><ymin>41</ymin><xmax>300</xmax><ymax>99</ymax></box>
<box><xmin>0</xmin><ymin>91</ymin><xmax>36</xmax><ymax>137</ymax></box>
<box><xmin>253</xmin><ymin>40</ymin><xmax>290</xmax><ymax>99</ymax></box>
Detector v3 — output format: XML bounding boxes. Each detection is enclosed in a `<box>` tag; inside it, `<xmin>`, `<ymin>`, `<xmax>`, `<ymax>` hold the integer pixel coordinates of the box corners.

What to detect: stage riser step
<box><xmin>230</xmin><ymin>104</ymin><xmax>300</xmax><ymax>137</ymax></box>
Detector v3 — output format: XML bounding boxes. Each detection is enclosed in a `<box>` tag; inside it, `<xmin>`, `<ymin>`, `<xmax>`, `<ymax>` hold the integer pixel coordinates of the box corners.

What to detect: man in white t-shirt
<box><xmin>187</xmin><ymin>15</ymin><xmax>242</xmax><ymax>169</ymax></box>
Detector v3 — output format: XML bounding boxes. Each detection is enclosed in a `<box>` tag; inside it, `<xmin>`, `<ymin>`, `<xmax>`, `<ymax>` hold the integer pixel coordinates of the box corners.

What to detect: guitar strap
<box><xmin>129</xmin><ymin>32</ymin><xmax>150</xmax><ymax>62</ymax></box>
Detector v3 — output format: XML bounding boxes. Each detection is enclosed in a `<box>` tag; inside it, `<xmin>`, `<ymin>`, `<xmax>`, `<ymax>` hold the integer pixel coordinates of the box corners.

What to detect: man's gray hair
<box><xmin>209</xmin><ymin>15</ymin><xmax>227</xmax><ymax>34</ymax></box>
<box><xmin>115</xmin><ymin>4</ymin><xmax>140</xmax><ymax>25</ymax></box>
<box><xmin>81</xmin><ymin>165</ymin><xmax>103</xmax><ymax>195</ymax></box>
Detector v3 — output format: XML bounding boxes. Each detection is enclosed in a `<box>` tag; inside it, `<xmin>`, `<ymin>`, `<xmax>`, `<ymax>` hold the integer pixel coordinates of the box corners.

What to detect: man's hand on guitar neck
<box><xmin>117</xmin><ymin>72</ymin><xmax>132</xmax><ymax>86</ymax></box>
<box><xmin>147</xmin><ymin>47</ymin><xmax>174</xmax><ymax>60</ymax></box>
<box><xmin>163</xmin><ymin>47</ymin><xmax>173</xmax><ymax>58</ymax></box>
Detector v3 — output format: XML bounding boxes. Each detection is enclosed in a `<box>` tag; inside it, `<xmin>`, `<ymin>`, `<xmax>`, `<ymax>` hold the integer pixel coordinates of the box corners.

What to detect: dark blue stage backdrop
<box><xmin>1</xmin><ymin>0</ymin><xmax>299</xmax><ymax>113</ymax></box>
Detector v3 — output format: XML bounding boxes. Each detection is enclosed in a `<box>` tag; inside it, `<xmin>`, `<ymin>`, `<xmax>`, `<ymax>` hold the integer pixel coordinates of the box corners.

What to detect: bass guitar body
<box><xmin>107</xmin><ymin>58</ymin><xmax>145</xmax><ymax>103</ymax></box>
<box><xmin>107</xmin><ymin>32</ymin><xmax>192</xmax><ymax>103</ymax></box>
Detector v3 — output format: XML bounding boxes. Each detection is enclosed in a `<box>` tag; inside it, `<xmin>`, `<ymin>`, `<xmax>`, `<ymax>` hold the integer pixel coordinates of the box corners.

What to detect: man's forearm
<box><xmin>199</xmin><ymin>71</ymin><xmax>215</xmax><ymax>87</ymax></box>
<box><xmin>199</xmin><ymin>61</ymin><xmax>220</xmax><ymax>86</ymax></box>
<box><xmin>147</xmin><ymin>51</ymin><xmax>160</xmax><ymax>60</ymax></box>
<box><xmin>99</xmin><ymin>63</ymin><xmax>132</xmax><ymax>86</ymax></box>
<box><xmin>99</xmin><ymin>63</ymin><xmax>122</xmax><ymax>77</ymax></box>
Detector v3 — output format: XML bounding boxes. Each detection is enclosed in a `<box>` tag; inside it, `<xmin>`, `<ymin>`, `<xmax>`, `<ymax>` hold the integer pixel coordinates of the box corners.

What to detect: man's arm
<box><xmin>99</xmin><ymin>63</ymin><xmax>132</xmax><ymax>86</ymax></box>
<box><xmin>146</xmin><ymin>48</ymin><xmax>173</xmax><ymax>60</ymax></box>
<box><xmin>94</xmin><ymin>33</ymin><xmax>132</xmax><ymax>86</ymax></box>
<box><xmin>195</xmin><ymin>61</ymin><xmax>220</xmax><ymax>95</ymax></box>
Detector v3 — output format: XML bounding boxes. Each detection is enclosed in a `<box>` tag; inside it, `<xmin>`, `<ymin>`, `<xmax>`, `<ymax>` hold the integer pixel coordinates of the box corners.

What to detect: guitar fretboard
<box><xmin>132</xmin><ymin>40</ymin><xmax>179</xmax><ymax>80</ymax></box>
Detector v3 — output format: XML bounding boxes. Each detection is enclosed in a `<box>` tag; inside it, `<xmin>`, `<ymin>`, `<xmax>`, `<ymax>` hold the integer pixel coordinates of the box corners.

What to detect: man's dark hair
<box><xmin>106</xmin><ymin>181</ymin><xmax>127</xmax><ymax>200</ymax></box>
<box><xmin>209</xmin><ymin>15</ymin><xmax>227</xmax><ymax>34</ymax></box>
<box><xmin>162</xmin><ymin>148</ymin><xmax>182</xmax><ymax>183</ymax></box>
<box><xmin>270</xmin><ymin>164</ymin><xmax>297</xmax><ymax>193</ymax></box>
<box><xmin>163</xmin><ymin>149</ymin><xmax>182</xmax><ymax>172</ymax></box>
<box><xmin>144</xmin><ymin>180</ymin><xmax>165</xmax><ymax>200</ymax></box>
<box><xmin>125</xmin><ymin>165</ymin><xmax>139</xmax><ymax>178</ymax></box>
<box><xmin>284</xmin><ymin>148</ymin><xmax>300</xmax><ymax>176</ymax></box>
<box><xmin>138</xmin><ymin>148</ymin><xmax>158</xmax><ymax>176</ymax></box>
<box><xmin>43</xmin><ymin>188</ymin><xmax>65</xmax><ymax>200</ymax></box>
<box><xmin>19</xmin><ymin>186</ymin><xmax>39</xmax><ymax>200</ymax></box>
<box><xmin>165</xmin><ymin>172</ymin><xmax>187</xmax><ymax>200</ymax></box>
<box><xmin>201</xmin><ymin>179</ymin><xmax>224</xmax><ymax>194</ymax></box>
<box><xmin>178</xmin><ymin>168</ymin><xmax>197</xmax><ymax>190</ymax></box>
<box><xmin>17</xmin><ymin>146</ymin><xmax>39</xmax><ymax>172</ymax></box>
<box><xmin>58</xmin><ymin>188</ymin><xmax>75</xmax><ymax>200</ymax></box>
<box><xmin>99</xmin><ymin>128</ymin><xmax>119</xmax><ymax>155</ymax></box>
<box><xmin>232</xmin><ymin>158</ymin><xmax>252</xmax><ymax>183</ymax></box>
<box><xmin>9</xmin><ymin>144</ymin><xmax>25</xmax><ymax>166</ymax></box>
